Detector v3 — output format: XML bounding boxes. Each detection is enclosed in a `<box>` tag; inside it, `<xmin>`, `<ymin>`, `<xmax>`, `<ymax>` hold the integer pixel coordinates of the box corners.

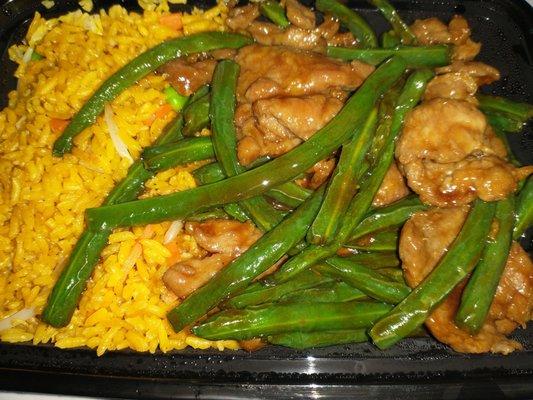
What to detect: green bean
<box><xmin>375</xmin><ymin>267</ymin><xmax>405</xmax><ymax>283</ymax></box>
<box><xmin>185</xmin><ymin>208</ymin><xmax>229</xmax><ymax>222</ymax></box>
<box><xmin>142</xmin><ymin>137</ymin><xmax>214</xmax><ymax>172</ymax></box>
<box><xmin>105</xmin><ymin>116</ymin><xmax>184</xmax><ymax>205</ymax></box>
<box><xmin>334</xmin><ymin>69</ymin><xmax>433</xmax><ymax>242</ymax></box>
<box><xmin>477</xmin><ymin>94</ymin><xmax>533</xmax><ymax>122</ymax></box>
<box><xmin>492</xmin><ymin>128</ymin><xmax>520</xmax><ymax>167</ymax></box>
<box><xmin>271</xmin><ymin>69</ymin><xmax>433</xmax><ymax>283</ymax></box>
<box><xmin>42</xmin><ymin>230</ymin><xmax>112</xmax><ymax>327</ymax></box>
<box><xmin>369</xmin><ymin>0</ymin><xmax>417</xmax><ymax>44</ymax></box>
<box><xmin>259</xmin><ymin>0</ymin><xmax>290</xmax><ymax>28</ymax></box>
<box><xmin>268</xmin><ymin>329</ymin><xmax>368</xmax><ymax>349</ymax></box>
<box><xmin>189</xmin><ymin>84</ymin><xmax>210</xmax><ymax>103</ymax></box>
<box><xmin>183</xmin><ymin>93</ymin><xmax>210</xmax><ymax>137</ymax></box>
<box><xmin>344</xmin><ymin>228</ymin><xmax>399</xmax><ymax>252</ymax></box>
<box><xmin>318</xmin><ymin>257</ymin><xmax>410</xmax><ymax>304</ymax></box>
<box><xmin>193</xmin><ymin>161</ymin><xmax>280</xmax><ymax>224</ymax></box>
<box><xmin>30</xmin><ymin>51</ymin><xmax>44</xmax><ymax>61</ymax></box>
<box><xmin>141</xmin><ymin>139</ymin><xmax>248</xmax><ymax>223</ymax></box>
<box><xmin>219</xmin><ymin>204</ymin><xmax>251</xmax><ymax>223</ymax></box>
<box><xmin>164</xmin><ymin>86</ymin><xmax>188</xmax><ymax>111</ymax></box>
<box><xmin>192</xmin><ymin>162</ymin><xmax>224</xmax><ymax>183</ymax></box>
<box><xmin>486</xmin><ymin>112</ymin><xmax>525</xmax><ymax>133</ymax></box>
<box><xmin>52</xmin><ymin>32</ymin><xmax>253</xmax><ymax>156</ymax></box>
<box><xmin>167</xmin><ymin>187</ymin><xmax>325</xmax><ymax>332</ymax></box>
<box><xmin>287</xmin><ymin>240</ymin><xmax>309</xmax><ymax>256</ymax></box>
<box><xmin>280</xmin><ymin>281</ymin><xmax>368</xmax><ymax>303</ymax></box>
<box><xmin>327</xmin><ymin>45</ymin><xmax>450</xmax><ymax>68</ymax></box>
<box><xmin>455</xmin><ymin>197</ymin><xmax>515</xmax><ymax>333</ymax></box>
<box><xmin>225</xmin><ymin>270</ymin><xmax>333</xmax><ymax>309</ymax></box>
<box><xmin>350</xmin><ymin>195</ymin><xmax>427</xmax><ymax>241</ymax></box>
<box><xmin>194</xmin><ymin>162</ymin><xmax>310</xmax><ymax>209</ymax></box>
<box><xmin>308</xmin><ymin>108</ymin><xmax>378</xmax><ymax>245</ymax></box>
<box><xmin>265</xmin><ymin>181</ymin><xmax>312</xmax><ymax>208</ymax></box>
<box><xmin>268</xmin><ymin>244</ymin><xmax>335</xmax><ymax>284</ymax></box>
<box><xmin>369</xmin><ymin>199</ymin><xmax>496</xmax><ymax>349</ymax></box>
<box><xmin>513</xmin><ymin>176</ymin><xmax>533</xmax><ymax>239</ymax></box>
<box><xmin>192</xmin><ymin>162</ymin><xmax>250</xmax><ymax>223</ymax></box>
<box><xmin>246</xmin><ymin>155</ymin><xmax>272</xmax><ymax>169</ymax></box>
<box><xmin>210</xmin><ymin>60</ymin><xmax>286</xmax><ymax>232</ymax></box>
<box><xmin>381</xmin><ymin>30</ymin><xmax>400</xmax><ymax>48</ymax></box>
<box><xmin>365</xmin><ymin>84</ymin><xmax>400</xmax><ymax>165</ymax></box>
<box><xmin>339</xmin><ymin>252</ymin><xmax>400</xmax><ymax>268</ymax></box>
<box><xmin>87</xmin><ymin>57</ymin><xmax>407</xmax><ymax>230</ymax></box>
<box><xmin>316</xmin><ymin>0</ymin><xmax>377</xmax><ymax>48</ymax></box>
<box><xmin>192</xmin><ymin>300</ymin><xmax>392</xmax><ymax>340</ymax></box>
<box><xmin>42</xmin><ymin>106</ymin><xmax>188</xmax><ymax>326</ymax></box>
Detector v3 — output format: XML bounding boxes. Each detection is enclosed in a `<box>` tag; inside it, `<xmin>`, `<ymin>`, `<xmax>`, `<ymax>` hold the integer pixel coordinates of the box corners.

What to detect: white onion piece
<box><xmin>104</xmin><ymin>104</ymin><xmax>133</xmax><ymax>163</ymax></box>
<box><xmin>164</xmin><ymin>220</ymin><xmax>183</xmax><ymax>244</ymax></box>
<box><xmin>22</xmin><ymin>47</ymin><xmax>33</xmax><ymax>64</ymax></box>
<box><xmin>0</xmin><ymin>308</ymin><xmax>36</xmax><ymax>331</ymax></box>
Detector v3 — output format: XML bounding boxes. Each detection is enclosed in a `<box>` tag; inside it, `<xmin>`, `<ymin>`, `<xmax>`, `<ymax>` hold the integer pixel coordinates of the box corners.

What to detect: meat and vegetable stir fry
<box><xmin>39</xmin><ymin>0</ymin><xmax>532</xmax><ymax>353</ymax></box>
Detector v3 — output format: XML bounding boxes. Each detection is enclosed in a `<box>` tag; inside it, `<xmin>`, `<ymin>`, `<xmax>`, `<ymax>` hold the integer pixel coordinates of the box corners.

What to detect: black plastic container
<box><xmin>0</xmin><ymin>0</ymin><xmax>532</xmax><ymax>398</ymax></box>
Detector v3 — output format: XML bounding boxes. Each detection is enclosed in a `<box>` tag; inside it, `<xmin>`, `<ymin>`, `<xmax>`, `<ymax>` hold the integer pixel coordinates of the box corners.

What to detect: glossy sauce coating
<box><xmin>410</xmin><ymin>15</ymin><xmax>480</xmax><ymax>61</ymax></box>
<box><xmin>396</xmin><ymin>98</ymin><xmax>532</xmax><ymax>206</ymax></box>
<box><xmin>163</xmin><ymin>219</ymin><xmax>262</xmax><ymax>298</ymax></box>
<box><xmin>400</xmin><ymin>207</ymin><xmax>533</xmax><ymax>354</ymax></box>
<box><xmin>234</xmin><ymin>44</ymin><xmax>373</xmax><ymax>187</ymax></box>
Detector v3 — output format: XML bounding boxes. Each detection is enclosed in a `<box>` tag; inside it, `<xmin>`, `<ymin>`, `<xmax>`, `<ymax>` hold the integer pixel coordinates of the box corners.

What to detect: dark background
<box><xmin>0</xmin><ymin>0</ymin><xmax>532</xmax><ymax>398</ymax></box>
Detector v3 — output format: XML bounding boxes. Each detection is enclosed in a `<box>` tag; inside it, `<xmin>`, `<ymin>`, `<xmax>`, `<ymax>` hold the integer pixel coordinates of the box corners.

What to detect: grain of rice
<box><xmin>0</xmin><ymin>1</ymin><xmax>237</xmax><ymax>355</ymax></box>
<box><xmin>164</xmin><ymin>220</ymin><xmax>183</xmax><ymax>244</ymax></box>
<box><xmin>41</xmin><ymin>1</ymin><xmax>55</xmax><ymax>10</ymax></box>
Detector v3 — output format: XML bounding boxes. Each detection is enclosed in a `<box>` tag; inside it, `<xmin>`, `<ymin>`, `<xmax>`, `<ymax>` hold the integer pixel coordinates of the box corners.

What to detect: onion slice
<box><xmin>0</xmin><ymin>308</ymin><xmax>36</xmax><ymax>331</ymax></box>
<box><xmin>22</xmin><ymin>47</ymin><xmax>34</xmax><ymax>64</ymax></box>
<box><xmin>164</xmin><ymin>220</ymin><xmax>183</xmax><ymax>244</ymax></box>
<box><xmin>104</xmin><ymin>103</ymin><xmax>133</xmax><ymax>163</ymax></box>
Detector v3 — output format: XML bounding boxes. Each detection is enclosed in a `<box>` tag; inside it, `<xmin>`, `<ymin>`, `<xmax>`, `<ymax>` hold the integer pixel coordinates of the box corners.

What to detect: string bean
<box><xmin>455</xmin><ymin>197</ymin><xmax>515</xmax><ymax>333</ymax></box>
<box><xmin>86</xmin><ymin>57</ymin><xmax>407</xmax><ymax>230</ymax></box>
<box><xmin>514</xmin><ymin>176</ymin><xmax>533</xmax><ymax>239</ymax></box>
<box><xmin>167</xmin><ymin>187</ymin><xmax>325</xmax><ymax>332</ymax></box>
<box><xmin>318</xmin><ymin>257</ymin><xmax>410</xmax><ymax>304</ymax></box>
<box><xmin>369</xmin><ymin>199</ymin><xmax>496</xmax><ymax>349</ymax></box>
<box><xmin>193</xmin><ymin>300</ymin><xmax>393</xmax><ymax>340</ymax></box>
<box><xmin>308</xmin><ymin>108</ymin><xmax>377</xmax><ymax>244</ymax></box>
<box><xmin>210</xmin><ymin>60</ymin><xmax>286</xmax><ymax>231</ymax></box>
<box><xmin>52</xmin><ymin>32</ymin><xmax>253</xmax><ymax>156</ymax></box>
<box><xmin>260</xmin><ymin>1</ymin><xmax>290</xmax><ymax>28</ymax></box>
<box><xmin>316</xmin><ymin>0</ymin><xmax>377</xmax><ymax>47</ymax></box>
<box><xmin>327</xmin><ymin>45</ymin><xmax>450</xmax><ymax>67</ymax></box>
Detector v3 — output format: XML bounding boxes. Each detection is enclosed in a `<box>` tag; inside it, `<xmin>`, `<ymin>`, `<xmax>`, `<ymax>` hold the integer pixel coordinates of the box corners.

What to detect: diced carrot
<box><xmin>164</xmin><ymin>242</ymin><xmax>179</xmax><ymax>266</ymax></box>
<box><xmin>142</xmin><ymin>103</ymin><xmax>173</xmax><ymax>126</ymax></box>
<box><xmin>143</xmin><ymin>115</ymin><xmax>156</xmax><ymax>127</ymax></box>
<box><xmin>155</xmin><ymin>103</ymin><xmax>173</xmax><ymax>119</ymax></box>
<box><xmin>160</xmin><ymin>13</ymin><xmax>183</xmax><ymax>31</ymax></box>
<box><xmin>50</xmin><ymin>118</ymin><xmax>70</xmax><ymax>134</ymax></box>
<box><xmin>142</xmin><ymin>224</ymin><xmax>155</xmax><ymax>239</ymax></box>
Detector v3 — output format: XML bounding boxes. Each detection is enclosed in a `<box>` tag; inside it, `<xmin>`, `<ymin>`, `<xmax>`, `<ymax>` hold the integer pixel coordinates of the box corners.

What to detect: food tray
<box><xmin>0</xmin><ymin>0</ymin><xmax>532</xmax><ymax>398</ymax></box>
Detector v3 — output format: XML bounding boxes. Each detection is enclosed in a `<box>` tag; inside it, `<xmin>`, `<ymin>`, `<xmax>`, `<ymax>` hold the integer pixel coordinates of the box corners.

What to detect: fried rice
<box><xmin>0</xmin><ymin>0</ymin><xmax>242</xmax><ymax>355</ymax></box>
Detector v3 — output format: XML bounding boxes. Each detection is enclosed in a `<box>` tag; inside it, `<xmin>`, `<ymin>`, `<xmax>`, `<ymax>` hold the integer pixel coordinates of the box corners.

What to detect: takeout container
<box><xmin>0</xmin><ymin>0</ymin><xmax>531</xmax><ymax>397</ymax></box>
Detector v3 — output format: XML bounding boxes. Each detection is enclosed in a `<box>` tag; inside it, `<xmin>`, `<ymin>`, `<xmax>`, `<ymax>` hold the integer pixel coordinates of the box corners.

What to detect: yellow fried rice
<box><xmin>0</xmin><ymin>0</ymin><xmax>243</xmax><ymax>355</ymax></box>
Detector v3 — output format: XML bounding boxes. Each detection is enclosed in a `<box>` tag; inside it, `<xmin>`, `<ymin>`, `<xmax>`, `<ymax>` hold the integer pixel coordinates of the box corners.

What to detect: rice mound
<box><xmin>0</xmin><ymin>1</ymin><xmax>241</xmax><ymax>355</ymax></box>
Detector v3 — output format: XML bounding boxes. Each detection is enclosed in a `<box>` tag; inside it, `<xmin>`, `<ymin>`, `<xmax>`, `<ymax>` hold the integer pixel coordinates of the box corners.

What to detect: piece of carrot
<box><xmin>160</xmin><ymin>13</ymin><xmax>183</xmax><ymax>31</ymax></box>
<box><xmin>164</xmin><ymin>241</ymin><xmax>180</xmax><ymax>266</ymax></box>
<box><xmin>143</xmin><ymin>103</ymin><xmax>173</xmax><ymax>126</ymax></box>
<box><xmin>50</xmin><ymin>118</ymin><xmax>70</xmax><ymax>134</ymax></box>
